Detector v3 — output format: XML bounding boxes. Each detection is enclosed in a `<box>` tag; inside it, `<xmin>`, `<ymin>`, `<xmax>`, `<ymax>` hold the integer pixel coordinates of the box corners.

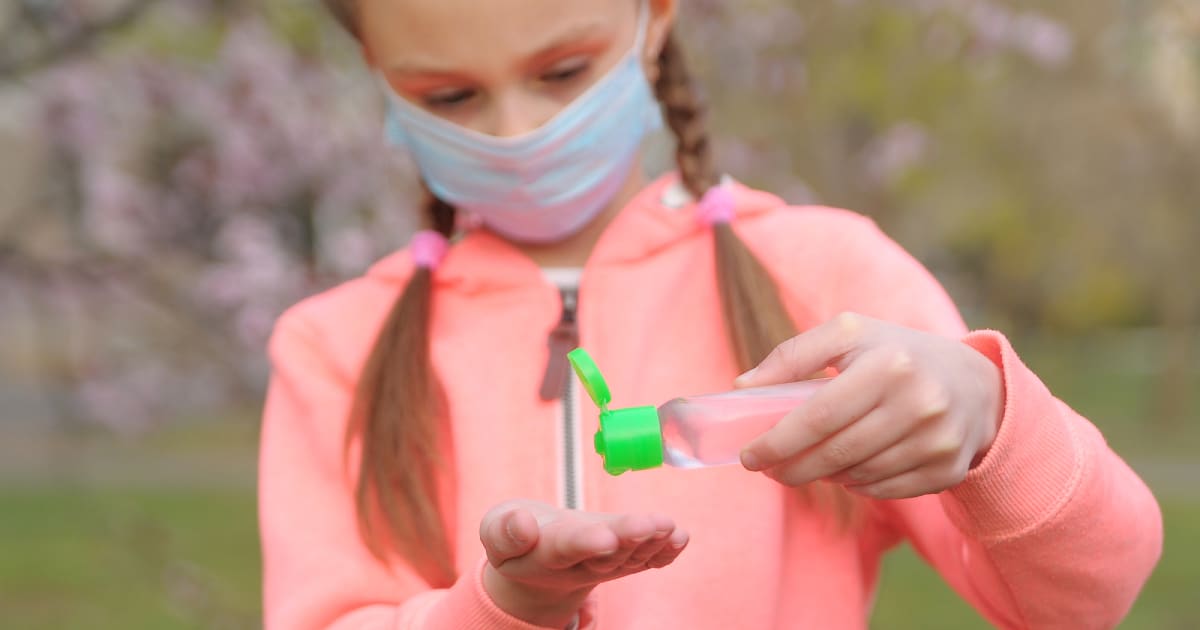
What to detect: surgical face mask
<box><xmin>381</xmin><ymin>3</ymin><xmax>663</xmax><ymax>244</ymax></box>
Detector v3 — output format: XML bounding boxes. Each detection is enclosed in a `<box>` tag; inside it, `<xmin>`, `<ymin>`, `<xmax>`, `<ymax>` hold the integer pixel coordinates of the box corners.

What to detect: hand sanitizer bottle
<box><xmin>568</xmin><ymin>348</ymin><xmax>830</xmax><ymax>475</ymax></box>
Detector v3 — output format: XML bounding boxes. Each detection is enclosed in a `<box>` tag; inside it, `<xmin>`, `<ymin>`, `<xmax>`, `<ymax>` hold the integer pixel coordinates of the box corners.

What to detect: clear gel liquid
<box><xmin>658</xmin><ymin>379</ymin><xmax>830</xmax><ymax>468</ymax></box>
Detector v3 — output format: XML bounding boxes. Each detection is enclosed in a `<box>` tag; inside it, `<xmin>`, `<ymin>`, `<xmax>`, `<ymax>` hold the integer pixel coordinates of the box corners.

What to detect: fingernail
<box><xmin>740</xmin><ymin>450</ymin><xmax>762</xmax><ymax>471</ymax></box>
<box><xmin>596</xmin><ymin>548</ymin><xmax>618</xmax><ymax>557</ymax></box>
<box><xmin>505</xmin><ymin>520</ymin><xmax>523</xmax><ymax>544</ymax></box>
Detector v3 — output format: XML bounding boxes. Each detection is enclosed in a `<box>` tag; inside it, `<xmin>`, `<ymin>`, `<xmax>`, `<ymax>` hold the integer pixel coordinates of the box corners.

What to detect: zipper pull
<box><xmin>539</xmin><ymin>288</ymin><xmax>578</xmax><ymax>401</ymax></box>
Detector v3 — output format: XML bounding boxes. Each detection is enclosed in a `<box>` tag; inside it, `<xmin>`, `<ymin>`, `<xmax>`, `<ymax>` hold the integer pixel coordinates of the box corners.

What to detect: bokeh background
<box><xmin>1</xmin><ymin>0</ymin><xmax>1196</xmax><ymax>628</ymax></box>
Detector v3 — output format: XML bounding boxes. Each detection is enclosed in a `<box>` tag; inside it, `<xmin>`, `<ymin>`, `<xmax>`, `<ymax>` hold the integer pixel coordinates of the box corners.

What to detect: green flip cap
<box><xmin>566</xmin><ymin>348</ymin><xmax>663</xmax><ymax>476</ymax></box>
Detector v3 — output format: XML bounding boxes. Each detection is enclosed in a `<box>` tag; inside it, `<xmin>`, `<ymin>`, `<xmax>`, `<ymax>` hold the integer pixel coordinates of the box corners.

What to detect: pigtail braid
<box><xmin>654</xmin><ymin>31</ymin><xmax>858</xmax><ymax>524</ymax></box>
<box><xmin>653</xmin><ymin>32</ymin><xmax>796</xmax><ymax>370</ymax></box>
<box><xmin>348</xmin><ymin>195</ymin><xmax>458</xmax><ymax>586</ymax></box>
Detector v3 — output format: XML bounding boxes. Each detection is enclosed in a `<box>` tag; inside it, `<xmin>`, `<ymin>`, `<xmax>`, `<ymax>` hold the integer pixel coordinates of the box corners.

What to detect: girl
<box><xmin>258</xmin><ymin>0</ymin><xmax>1162</xmax><ymax>628</ymax></box>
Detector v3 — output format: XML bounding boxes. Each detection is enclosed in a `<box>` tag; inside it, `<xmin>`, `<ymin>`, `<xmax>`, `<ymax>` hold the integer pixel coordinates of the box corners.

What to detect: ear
<box><xmin>643</xmin><ymin>0</ymin><xmax>677</xmax><ymax>83</ymax></box>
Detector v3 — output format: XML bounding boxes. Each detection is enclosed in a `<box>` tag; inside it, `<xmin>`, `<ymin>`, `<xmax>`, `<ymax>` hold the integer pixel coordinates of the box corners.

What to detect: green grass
<box><xmin>1</xmin><ymin>483</ymin><xmax>1194</xmax><ymax>629</ymax></box>
<box><xmin>0</xmin><ymin>333</ymin><xmax>1195</xmax><ymax>628</ymax></box>
<box><xmin>0</xmin><ymin>485</ymin><xmax>259</xmax><ymax>629</ymax></box>
<box><xmin>872</xmin><ymin>498</ymin><xmax>1200</xmax><ymax>629</ymax></box>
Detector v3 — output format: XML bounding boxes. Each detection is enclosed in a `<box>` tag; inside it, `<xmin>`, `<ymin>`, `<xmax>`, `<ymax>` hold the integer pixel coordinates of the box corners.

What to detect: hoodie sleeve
<box><xmin>749</xmin><ymin>208</ymin><xmax>1163</xmax><ymax>629</ymax></box>
<box><xmin>258</xmin><ymin>308</ymin><xmax>565</xmax><ymax>630</ymax></box>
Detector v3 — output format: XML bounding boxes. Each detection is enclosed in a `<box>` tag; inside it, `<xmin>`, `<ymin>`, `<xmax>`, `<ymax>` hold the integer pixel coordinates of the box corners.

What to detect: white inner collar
<box><xmin>541</xmin><ymin>267</ymin><xmax>583</xmax><ymax>290</ymax></box>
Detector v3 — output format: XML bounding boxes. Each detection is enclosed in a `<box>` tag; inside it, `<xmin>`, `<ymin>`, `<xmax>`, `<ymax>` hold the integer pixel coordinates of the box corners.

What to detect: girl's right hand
<box><xmin>480</xmin><ymin>499</ymin><xmax>689</xmax><ymax>627</ymax></box>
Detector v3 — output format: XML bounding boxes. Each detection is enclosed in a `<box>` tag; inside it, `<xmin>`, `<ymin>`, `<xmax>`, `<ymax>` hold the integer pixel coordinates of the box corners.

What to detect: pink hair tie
<box><xmin>696</xmin><ymin>186</ymin><xmax>736</xmax><ymax>226</ymax></box>
<box><xmin>410</xmin><ymin>229</ymin><xmax>449</xmax><ymax>270</ymax></box>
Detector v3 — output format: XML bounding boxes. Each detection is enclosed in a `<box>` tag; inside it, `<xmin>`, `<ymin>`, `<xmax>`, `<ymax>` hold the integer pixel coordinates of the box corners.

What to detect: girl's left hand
<box><xmin>737</xmin><ymin>312</ymin><xmax>1004</xmax><ymax>499</ymax></box>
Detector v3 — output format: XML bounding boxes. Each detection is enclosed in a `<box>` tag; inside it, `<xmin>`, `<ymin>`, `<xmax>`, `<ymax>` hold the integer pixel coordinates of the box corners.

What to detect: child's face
<box><xmin>360</xmin><ymin>0</ymin><xmax>674</xmax><ymax>137</ymax></box>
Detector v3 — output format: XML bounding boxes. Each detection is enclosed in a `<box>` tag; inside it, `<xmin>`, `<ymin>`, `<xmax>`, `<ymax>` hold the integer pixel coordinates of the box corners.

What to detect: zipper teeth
<box><xmin>563</xmin><ymin>375</ymin><xmax>579</xmax><ymax>510</ymax></box>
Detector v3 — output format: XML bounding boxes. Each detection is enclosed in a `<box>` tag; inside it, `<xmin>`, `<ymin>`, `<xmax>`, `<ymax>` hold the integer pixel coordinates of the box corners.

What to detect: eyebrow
<box><xmin>387</xmin><ymin>19</ymin><xmax>613</xmax><ymax>76</ymax></box>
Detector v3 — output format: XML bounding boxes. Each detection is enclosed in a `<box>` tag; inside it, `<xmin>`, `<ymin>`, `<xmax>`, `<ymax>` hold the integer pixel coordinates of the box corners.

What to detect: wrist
<box><xmin>482</xmin><ymin>563</ymin><xmax>590</xmax><ymax>628</ymax></box>
<box><xmin>968</xmin><ymin>344</ymin><xmax>1006</xmax><ymax>468</ymax></box>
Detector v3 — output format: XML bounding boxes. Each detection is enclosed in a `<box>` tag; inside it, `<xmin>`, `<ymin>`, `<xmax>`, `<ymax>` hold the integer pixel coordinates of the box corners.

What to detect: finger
<box><xmin>846</xmin><ymin>457</ymin><xmax>971</xmax><ymax>500</ymax></box>
<box><xmin>609</xmin><ymin>512</ymin><xmax>658</xmax><ymax>544</ymax></box>
<box><xmin>735</xmin><ymin>312</ymin><xmax>874</xmax><ymax>388</ymax></box>
<box><xmin>741</xmin><ymin>349</ymin><xmax>893</xmax><ymax>472</ymax></box>
<box><xmin>827</xmin><ymin>414</ymin><xmax>947</xmax><ymax>486</ymax></box>
<box><xmin>622</xmin><ymin>530</ymin><xmax>673</xmax><ymax>568</ymax></box>
<box><xmin>538</xmin><ymin>520</ymin><xmax>620</xmax><ymax>570</ymax></box>
<box><xmin>582</xmin><ymin>514</ymin><xmax>657</xmax><ymax>573</ymax></box>
<box><xmin>646</xmin><ymin>512</ymin><xmax>675</xmax><ymax>536</ymax></box>
<box><xmin>646</xmin><ymin>529</ymin><xmax>689</xmax><ymax>569</ymax></box>
<box><xmin>481</xmin><ymin>507</ymin><xmax>539</xmax><ymax>567</ymax></box>
<box><xmin>624</xmin><ymin>513</ymin><xmax>675</xmax><ymax>565</ymax></box>
<box><xmin>766</xmin><ymin>405</ymin><xmax>911</xmax><ymax>485</ymax></box>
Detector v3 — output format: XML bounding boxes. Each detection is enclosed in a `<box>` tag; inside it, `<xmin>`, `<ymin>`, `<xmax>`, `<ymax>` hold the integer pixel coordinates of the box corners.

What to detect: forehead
<box><xmin>361</xmin><ymin>0</ymin><xmax>635</xmax><ymax>69</ymax></box>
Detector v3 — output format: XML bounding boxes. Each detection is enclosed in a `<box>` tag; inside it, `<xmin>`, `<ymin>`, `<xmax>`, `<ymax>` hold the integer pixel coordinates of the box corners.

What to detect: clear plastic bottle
<box><xmin>657</xmin><ymin>380</ymin><xmax>829</xmax><ymax>469</ymax></box>
<box><xmin>568</xmin><ymin>348</ymin><xmax>829</xmax><ymax>475</ymax></box>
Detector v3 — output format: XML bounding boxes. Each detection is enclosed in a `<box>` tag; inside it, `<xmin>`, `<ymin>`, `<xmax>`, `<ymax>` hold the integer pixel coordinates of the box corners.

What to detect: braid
<box><xmin>653</xmin><ymin>30</ymin><xmax>795</xmax><ymax>369</ymax></box>
<box><xmin>321</xmin><ymin>0</ymin><xmax>359</xmax><ymax>37</ymax></box>
<box><xmin>653</xmin><ymin>30</ymin><xmax>858</xmax><ymax>524</ymax></box>
<box><xmin>348</xmin><ymin>195</ymin><xmax>458</xmax><ymax>585</ymax></box>
<box><xmin>653</xmin><ymin>34</ymin><xmax>719</xmax><ymax>197</ymax></box>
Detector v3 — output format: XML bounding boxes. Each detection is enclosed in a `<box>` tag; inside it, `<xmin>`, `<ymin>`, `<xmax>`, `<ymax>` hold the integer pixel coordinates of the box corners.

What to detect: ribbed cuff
<box><xmin>422</xmin><ymin>559</ymin><xmax>562</xmax><ymax>630</ymax></box>
<box><xmin>941</xmin><ymin>330</ymin><xmax>1085</xmax><ymax>543</ymax></box>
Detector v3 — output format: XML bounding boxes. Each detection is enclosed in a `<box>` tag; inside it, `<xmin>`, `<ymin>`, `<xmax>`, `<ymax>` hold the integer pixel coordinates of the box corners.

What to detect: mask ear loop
<box><xmin>632</xmin><ymin>0</ymin><xmax>651</xmax><ymax>58</ymax></box>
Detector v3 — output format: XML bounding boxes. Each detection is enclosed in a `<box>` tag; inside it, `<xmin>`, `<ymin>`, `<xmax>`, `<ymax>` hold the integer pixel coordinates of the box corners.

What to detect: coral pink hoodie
<box><xmin>259</xmin><ymin>175</ymin><xmax>1161</xmax><ymax>629</ymax></box>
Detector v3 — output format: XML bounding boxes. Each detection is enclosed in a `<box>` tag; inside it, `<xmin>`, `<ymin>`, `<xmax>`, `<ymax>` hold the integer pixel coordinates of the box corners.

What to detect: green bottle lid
<box><xmin>567</xmin><ymin>348</ymin><xmax>664</xmax><ymax>476</ymax></box>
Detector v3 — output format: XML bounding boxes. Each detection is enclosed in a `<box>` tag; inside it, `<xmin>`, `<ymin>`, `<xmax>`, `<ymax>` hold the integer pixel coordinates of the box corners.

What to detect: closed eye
<box><xmin>539</xmin><ymin>60</ymin><xmax>590</xmax><ymax>85</ymax></box>
<box><xmin>422</xmin><ymin>87</ymin><xmax>477</xmax><ymax>109</ymax></box>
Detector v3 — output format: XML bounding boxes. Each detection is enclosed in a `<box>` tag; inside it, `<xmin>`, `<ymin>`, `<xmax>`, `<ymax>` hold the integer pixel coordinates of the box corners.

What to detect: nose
<box><xmin>488</xmin><ymin>91</ymin><xmax>550</xmax><ymax>138</ymax></box>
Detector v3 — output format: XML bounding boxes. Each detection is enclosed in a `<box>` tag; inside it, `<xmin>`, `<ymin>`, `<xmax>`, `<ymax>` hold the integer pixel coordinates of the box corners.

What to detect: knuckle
<box><xmin>833</xmin><ymin>311</ymin><xmax>865</xmax><ymax>348</ymax></box>
<box><xmin>821</xmin><ymin>441</ymin><xmax>858</xmax><ymax>472</ymax></box>
<box><xmin>834</xmin><ymin>311</ymin><xmax>863</xmax><ymax>335</ymax></box>
<box><xmin>916</xmin><ymin>381</ymin><xmax>951</xmax><ymax>419</ymax></box>
<box><xmin>886</xmin><ymin>347</ymin><xmax>917</xmax><ymax>378</ymax></box>
<box><xmin>804</xmin><ymin>399</ymin><xmax>838</xmax><ymax>433</ymax></box>
<box><xmin>779</xmin><ymin>341</ymin><xmax>804</xmax><ymax>370</ymax></box>
<box><xmin>925</xmin><ymin>427</ymin><xmax>964</xmax><ymax>461</ymax></box>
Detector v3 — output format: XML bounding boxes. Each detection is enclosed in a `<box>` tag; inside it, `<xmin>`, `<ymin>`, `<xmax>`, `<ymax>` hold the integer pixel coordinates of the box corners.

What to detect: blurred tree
<box><xmin>1</xmin><ymin>1</ymin><xmax>420</xmax><ymax>432</ymax></box>
<box><xmin>1131</xmin><ymin>0</ymin><xmax>1200</xmax><ymax>427</ymax></box>
<box><xmin>0</xmin><ymin>0</ymin><xmax>1195</xmax><ymax>431</ymax></box>
<box><xmin>0</xmin><ymin>0</ymin><xmax>159</xmax><ymax>77</ymax></box>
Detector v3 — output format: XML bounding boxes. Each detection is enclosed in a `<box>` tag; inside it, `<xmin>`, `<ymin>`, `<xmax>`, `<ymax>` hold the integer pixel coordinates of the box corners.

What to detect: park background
<box><xmin>0</xmin><ymin>0</ymin><xmax>1196</xmax><ymax>627</ymax></box>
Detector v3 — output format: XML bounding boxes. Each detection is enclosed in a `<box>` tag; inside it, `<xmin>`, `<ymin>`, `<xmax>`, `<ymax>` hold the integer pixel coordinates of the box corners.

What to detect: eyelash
<box><xmin>418</xmin><ymin>61</ymin><xmax>591</xmax><ymax>111</ymax></box>
<box><xmin>540</xmin><ymin>62</ymin><xmax>589</xmax><ymax>84</ymax></box>
<box><xmin>423</xmin><ymin>89</ymin><xmax>476</xmax><ymax>109</ymax></box>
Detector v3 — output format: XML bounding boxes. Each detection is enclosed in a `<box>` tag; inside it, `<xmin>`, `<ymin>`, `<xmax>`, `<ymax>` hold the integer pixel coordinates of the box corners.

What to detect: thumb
<box><xmin>735</xmin><ymin>313</ymin><xmax>867</xmax><ymax>388</ymax></box>
<box><xmin>481</xmin><ymin>506</ymin><xmax>539</xmax><ymax>567</ymax></box>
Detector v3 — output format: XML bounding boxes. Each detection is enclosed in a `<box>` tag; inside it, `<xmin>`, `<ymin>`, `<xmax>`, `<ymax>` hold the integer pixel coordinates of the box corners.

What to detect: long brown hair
<box><xmin>327</xmin><ymin>2</ymin><xmax>852</xmax><ymax>586</ymax></box>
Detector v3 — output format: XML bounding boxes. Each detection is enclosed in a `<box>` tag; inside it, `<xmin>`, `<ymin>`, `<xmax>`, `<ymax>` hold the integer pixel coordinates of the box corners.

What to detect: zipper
<box><xmin>539</xmin><ymin>286</ymin><xmax>583</xmax><ymax>510</ymax></box>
